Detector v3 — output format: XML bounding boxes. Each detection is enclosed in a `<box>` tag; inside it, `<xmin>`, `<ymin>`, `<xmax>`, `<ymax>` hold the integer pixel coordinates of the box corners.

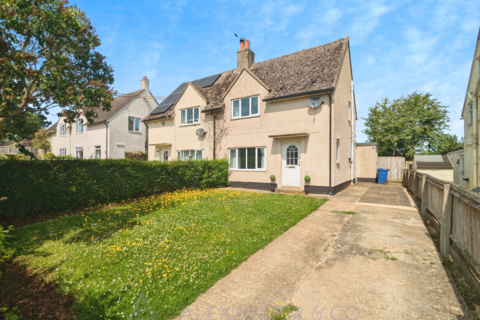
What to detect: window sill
<box><xmin>60</xmin><ymin>135</ymin><xmax>66</xmax><ymax>137</ymax></box>
<box><xmin>128</xmin><ymin>130</ymin><xmax>141</xmax><ymax>133</ymax></box>
<box><xmin>229</xmin><ymin>169</ymin><xmax>266</xmax><ymax>172</ymax></box>
<box><xmin>75</xmin><ymin>133</ymin><xmax>83</xmax><ymax>135</ymax></box>
<box><xmin>231</xmin><ymin>114</ymin><xmax>260</xmax><ymax>120</ymax></box>
<box><xmin>180</xmin><ymin>123</ymin><xmax>201</xmax><ymax>127</ymax></box>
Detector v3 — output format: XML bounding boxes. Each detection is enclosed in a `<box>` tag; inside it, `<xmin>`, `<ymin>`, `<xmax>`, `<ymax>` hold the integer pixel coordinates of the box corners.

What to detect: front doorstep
<box><xmin>276</xmin><ymin>186</ymin><xmax>303</xmax><ymax>194</ymax></box>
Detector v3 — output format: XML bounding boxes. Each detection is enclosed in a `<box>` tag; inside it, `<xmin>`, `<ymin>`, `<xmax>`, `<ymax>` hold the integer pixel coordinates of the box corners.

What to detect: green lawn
<box><xmin>6</xmin><ymin>189</ymin><xmax>326</xmax><ymax>319</ymax></box>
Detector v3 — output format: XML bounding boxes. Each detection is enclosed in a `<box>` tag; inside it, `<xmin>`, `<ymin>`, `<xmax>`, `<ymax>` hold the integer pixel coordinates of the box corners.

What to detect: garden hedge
<box><xmin>0</xmin><ymin>159</ymin><xmax>229</xmax><ymax>219</ymax></box>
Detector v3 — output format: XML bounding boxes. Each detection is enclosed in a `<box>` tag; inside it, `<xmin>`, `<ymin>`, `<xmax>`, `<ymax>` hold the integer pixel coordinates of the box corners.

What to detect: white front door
<box><xmin>160</xmin><ymin>148</ymin><xmax>170</xmax><ymax>161</ymax></box>
<box><xmin>282</xmin><ymin>141</ymin><xmax>301</xmax><ymax>186</ymax></box>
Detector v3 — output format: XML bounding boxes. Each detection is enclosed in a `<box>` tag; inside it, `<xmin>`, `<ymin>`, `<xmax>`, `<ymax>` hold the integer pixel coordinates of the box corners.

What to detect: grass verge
<box><xmin>4</xmin><ymin>189</ymin><xmax>326</xmax><ymax>320</ymax></box>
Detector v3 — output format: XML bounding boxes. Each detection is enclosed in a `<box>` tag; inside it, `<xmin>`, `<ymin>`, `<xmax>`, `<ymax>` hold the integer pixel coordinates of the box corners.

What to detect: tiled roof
<box><xmin>91</xmin><ymin>89</ymin><xmax>144</xmax><ymax>124</ymax></box>
<box><xmin>415</xmin><ymin>155</ymin><xmax>453</xmax><ymax>170</ymax></box>
<box><xmin>143</xmin><ymin>37</ymin><xmax>348</xmax><ymax>122</ymax></box>
<box><xmin>47</xmin><ymin>121</ymin><xmax>58</xmax><ymax>133</ymax></box>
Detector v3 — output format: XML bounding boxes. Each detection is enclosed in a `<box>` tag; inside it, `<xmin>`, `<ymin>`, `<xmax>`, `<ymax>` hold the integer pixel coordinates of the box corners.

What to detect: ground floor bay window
<box><xmin>177</xmin><ymin>149</ymin><xmax>203</xmax><ymax>160</ymax></box>
<box><xmin>229</xmin><ymin>147</ymin><xmax>266</xmax><ymax>170</ymax></box>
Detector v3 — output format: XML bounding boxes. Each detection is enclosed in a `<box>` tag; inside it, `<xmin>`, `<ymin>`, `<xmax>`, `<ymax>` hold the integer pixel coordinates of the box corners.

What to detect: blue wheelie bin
<box><xmin>377</xmin><ymin>168</ymin><xmax>389</xmax><ymax>184</ymax></box>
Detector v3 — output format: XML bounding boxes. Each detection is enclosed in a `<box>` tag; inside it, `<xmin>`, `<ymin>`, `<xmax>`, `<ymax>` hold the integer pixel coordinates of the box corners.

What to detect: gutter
<box><xmin>328</xmin><ymin>91</ymin><xmax>333</xmax><ymax>196</ymax></box>
<box><xmin>144</xmin><ymin>121</ymin><xmax>149</xmax><ymax>159</ymax></box>
<box><xmin>263</xmin><ymin>87</ymin><xmax>335</xmax><ymax>102</ymax></box>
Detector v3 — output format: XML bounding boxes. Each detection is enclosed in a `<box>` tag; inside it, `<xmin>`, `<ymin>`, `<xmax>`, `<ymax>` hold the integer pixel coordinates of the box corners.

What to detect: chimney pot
<box><xmin>141</xmin><ymin>76</ymin><xmax>149</xmax><ymax>91</ymax></box>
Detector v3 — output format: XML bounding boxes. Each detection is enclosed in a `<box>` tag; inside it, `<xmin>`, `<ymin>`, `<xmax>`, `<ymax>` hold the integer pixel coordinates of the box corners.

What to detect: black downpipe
<box><xmin>328</xmin><ymin>92</ymin><xmax>332</xmax><ymax>196</ymax></box>
<box><xmin>144</xmin><ymin>122</ymin><xmax>149</xmax><ymax>159</ymax></box>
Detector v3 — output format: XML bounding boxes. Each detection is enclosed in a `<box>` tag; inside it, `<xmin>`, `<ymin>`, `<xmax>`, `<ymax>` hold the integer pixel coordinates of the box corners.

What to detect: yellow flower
<box><xmin>163</xmin><ymin>274</ymin><xmax>167</xmax><ymax>277</ymax></box>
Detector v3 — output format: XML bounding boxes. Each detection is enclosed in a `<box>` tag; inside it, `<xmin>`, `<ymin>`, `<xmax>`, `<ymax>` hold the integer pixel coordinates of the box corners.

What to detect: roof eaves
<box><xmin>461</xmin><ymin>28</ymin><xmax>480</xmax><ymax>118</ymax></box>
<box><xmin>263</xmin><ymin>87</ymin><xmax>335</xmax><ymax>102</ymax></box>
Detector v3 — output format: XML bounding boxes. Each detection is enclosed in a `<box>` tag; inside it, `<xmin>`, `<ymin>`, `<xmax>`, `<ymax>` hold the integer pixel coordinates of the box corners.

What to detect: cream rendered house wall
<box><xmin>447</xmin><ymin>149</ymin><xmax>465</xmax><ymax>186</ymax></box>
<box><xmin>147</xmin><ymin>85</ymin><xmax>212</xmax><ymax>161</ymax></box>
<box><xmin>356</xmin><ymin>145</ymin><xmax>378</xmax><ymax>182</ymax></box>
<box><xmin>332</xmin><ymin>46</ymin><xmax>355</xmax><ymax>186</ymax></box>
<box><xmin>461</xmin><ymin>34</ymin><xmax>480</xmax><ymax>190</ymax></box>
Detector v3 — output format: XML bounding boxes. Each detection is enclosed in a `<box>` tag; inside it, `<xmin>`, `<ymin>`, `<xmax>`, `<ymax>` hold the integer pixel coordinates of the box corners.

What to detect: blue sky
<box><xmin>49</xmin><ymin>0</ymin><xmax>479</xmax><ymax>142</ymax></box>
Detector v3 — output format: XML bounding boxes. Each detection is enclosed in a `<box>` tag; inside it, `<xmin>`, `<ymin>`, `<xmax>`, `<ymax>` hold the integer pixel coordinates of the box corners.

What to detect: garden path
<box><xmin>178</xmin><ymin>184</ymin><xmax>472</xmax><ymax>320</ymax></box>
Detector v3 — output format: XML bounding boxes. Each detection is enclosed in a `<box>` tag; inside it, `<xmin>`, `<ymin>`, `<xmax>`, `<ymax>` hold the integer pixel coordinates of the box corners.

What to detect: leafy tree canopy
<box><xmin>363</xmin><ymin>92</ymin><xmax>450</xmax><ymax>160</ymax></box>
<box><xmin>423</xmin><ymin>133</ymin><xmax>463</xmax><ymax>155</ymax></box>
<box><xmin>0</xmin><ymin>0</ymin><xmax>115</xmax><ymax>142</ymax></box>
<box><xmin>31</xmin><ymin>128</ymin><xmax>51</xmax><ymax>153</ymax></box>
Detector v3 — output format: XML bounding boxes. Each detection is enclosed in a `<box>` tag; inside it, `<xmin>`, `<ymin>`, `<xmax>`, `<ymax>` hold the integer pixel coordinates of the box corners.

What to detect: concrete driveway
<box><xmin>178</xmin><ymin>183</ymin><xmax>472</xmax><ymax>320</ymax></box>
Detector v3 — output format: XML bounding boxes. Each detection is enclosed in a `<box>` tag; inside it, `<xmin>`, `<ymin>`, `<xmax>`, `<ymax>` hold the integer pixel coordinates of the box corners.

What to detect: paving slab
<box><xmin>183</xmin><ymin>184</ymin><xmax>472</xmax><ymax>320</ymax></box>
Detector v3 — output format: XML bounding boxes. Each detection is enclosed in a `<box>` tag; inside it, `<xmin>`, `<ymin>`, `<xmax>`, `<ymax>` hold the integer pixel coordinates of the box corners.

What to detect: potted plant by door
<box><xmin>304</xmin><ymin>175</ymin><xmax>311</xmax><ymax>194</ymax></box>
<box><xmin>270</xmin><ymin>175</ymin><xmax>277</xmax><ymax>192</ymax></box>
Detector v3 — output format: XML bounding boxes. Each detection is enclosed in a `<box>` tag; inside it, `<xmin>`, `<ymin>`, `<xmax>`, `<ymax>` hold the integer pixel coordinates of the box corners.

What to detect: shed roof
<box><xmin>414</xmin><ymin>155</ymin><xmax>453</xmax><ymax>169</ymax></box>
<box><xmin>144</xmin><ymin>37</ymin><xmax>348</xmax><ymax>122</ymax></box>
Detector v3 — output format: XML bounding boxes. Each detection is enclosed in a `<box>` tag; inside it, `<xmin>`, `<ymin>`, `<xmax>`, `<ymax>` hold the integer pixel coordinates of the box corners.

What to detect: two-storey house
<box><xmin>449</xmin><ymin>29</ymin><xmax>480</xmax><ymax>189</ymax></box>
<box><xmin>48</xmin><ymin>77</ymin><xmax>157</xmax><ymax>159</ymax></box>
<box><xmin>143</xmin><ymin>37</ymin><xmax>357</xmax><ymax>195</ymax></box>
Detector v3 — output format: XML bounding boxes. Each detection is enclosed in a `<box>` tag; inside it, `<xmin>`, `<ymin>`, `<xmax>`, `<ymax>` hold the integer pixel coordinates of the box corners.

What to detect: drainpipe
<box><xmin>328</xmin><ymin>91</ymin><xmax>333</xmax><ymax>196</ymax></box>
<box><xmin>473</xmin><ymin>95</ymin><xmax>478</xmax><ymax>188</ymax></box>
<box><xmin>351</xmin><ymin>81</ymin><xmax>355</xmax><ymax>185</ymax></box>
<box><xmin>144</xmin><ymin>121</ymin><xmax>149</xmax><ymax>160</ymax></box>
<box><xmin>213</xmin><ymin>113</ymin><xmax>216</xmax><ymax>159</ymax></box>
<box><xmin>104</xmin><ymin>120</ymin><xmax>109</xmax><ymax>159</ymax></box>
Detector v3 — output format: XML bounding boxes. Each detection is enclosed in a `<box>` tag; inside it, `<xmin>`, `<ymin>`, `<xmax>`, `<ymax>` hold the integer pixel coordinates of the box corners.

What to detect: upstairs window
<box><xmin>128</xmin><ymin>117</ymin><xmax>140</xmax><ymax>132</ymax></box>
<box><xmin>232</xmin><ymin>96</ymin><xmax>259</xmax><ymax>119</ymax></box>
<box><xmin>181</xmin><ymin>107</ymin><xmax>200</xmax><ymax>125</ymax></box>
<box><xmin>60</xmin><ymin>124</ymin><xmax>66</xmax><ymax>136</ymax></box>
<box><xmin>469</xmin><ymin>104</ymin><xmax>473</xmax><ymax>124</ymax></box>
<box><xmin>76</xmin><ymin>119</ymin><xmax>83</xmax><ymax>134</ymax></box>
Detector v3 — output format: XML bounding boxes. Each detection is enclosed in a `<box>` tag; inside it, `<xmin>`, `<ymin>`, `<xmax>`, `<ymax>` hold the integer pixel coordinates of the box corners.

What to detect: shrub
<box><xmin>44</xmin><ymin>152</ymin><xmax>56</xmax><ymax>160</ymax></box>
<box><xmin>0</xmin><ymin>159</ymin><xmax>229</xmax><ymax>219</ymax></box>
<box><xmin>270</xmin><ymin>175</ymin><xmax>276</xmax><ymax>181</ymax></box>
<box><xmin>304</xmin><ymin>175</ymin><xmax>311</xmax><ymax>182</ymax></box>
<box><xmin>15</xmin><ymin>154</ymin><xmax>25</xmax><ymax>160</ymax></box>
<box><xmin>125</xmin><ymin>151</ymin><xmax>147</xmax><ymax>161</ymax></box>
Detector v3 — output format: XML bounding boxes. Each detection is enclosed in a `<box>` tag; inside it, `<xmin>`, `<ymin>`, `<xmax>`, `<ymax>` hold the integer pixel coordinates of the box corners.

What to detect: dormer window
<box><xmin>232</xmin><ymin>96</ymin><xmax>259</xmax><ymax>119</ymax></box>
<box><xmin>181</xmin><ymin>107</ymin><xmax>200</xmax><ymax>125</ymax></box>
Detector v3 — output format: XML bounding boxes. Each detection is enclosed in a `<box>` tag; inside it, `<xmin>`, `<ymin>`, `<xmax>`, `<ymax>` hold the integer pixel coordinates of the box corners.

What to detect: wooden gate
<box><xmin>378</xmin><ymin>157</ymin><xmax>406</xmax><ymax>181</ymax></box>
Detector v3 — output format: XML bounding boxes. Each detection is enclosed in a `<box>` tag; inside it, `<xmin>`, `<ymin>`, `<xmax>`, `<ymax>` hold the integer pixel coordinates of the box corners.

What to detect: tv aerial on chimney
<box><xmin>234</xmin><ymin>33</ymin><xmax>245</xmax><ymax>40</ymax></box>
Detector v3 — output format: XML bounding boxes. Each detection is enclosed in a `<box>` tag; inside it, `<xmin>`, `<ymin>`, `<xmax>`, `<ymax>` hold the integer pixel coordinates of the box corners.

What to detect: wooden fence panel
<box><xmin>451</xmin><ymin>194</ymin><xmax>480</xmax><ymax>263</ymax></box>
<box><xmin>425</xmin><ymin>179</ymin><xmax>444</xmax><ymax>221</ymax></box>
<box><xmin>378</xmin><ymin>157</ymin><xmax>406</xmax><ymax>182</ymax></box>
<box><xmin>417</xmin><ymin>173</ymin><xmax>423</xmax><ymax>199</ymax></box>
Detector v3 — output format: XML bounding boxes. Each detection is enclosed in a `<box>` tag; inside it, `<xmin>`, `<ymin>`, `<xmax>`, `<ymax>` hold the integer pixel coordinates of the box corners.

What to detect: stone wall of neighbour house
<box><xmin>108</xmin><ymin>93</ymin><xmax>156</xmax><ymax>159</ymax></box>
<box><xmin>49</xmin><ymin>91</ymin><xmax>155</xmax><ymax>159</ymax></box>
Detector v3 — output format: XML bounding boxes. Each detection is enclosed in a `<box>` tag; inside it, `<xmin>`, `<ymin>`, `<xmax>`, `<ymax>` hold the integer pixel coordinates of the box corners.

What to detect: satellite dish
<box><xmin>196</xmin><ymin>128</ymin><xmax>206</xmax><ymax>136</ymax></box>
<box><xmin>307</xmin><ymin>97</ymin><xmax>323</xmax><ymax>108</ymax></box>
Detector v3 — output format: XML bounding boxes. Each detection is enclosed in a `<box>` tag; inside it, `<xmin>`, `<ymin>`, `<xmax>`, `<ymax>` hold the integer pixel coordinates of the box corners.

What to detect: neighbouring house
<box><xmin>0</xmin><ymin>140</ymin><xmax>39</xmax><ymax>157</ymax></box>
<box><xmin>143</xmin><ymin>37</ymin><xmax>358</xmax><ymax>195</ymax></box>
<box><xmin>447</xmin><ymin>146</ymin><xmax>465</xmax><ymax>186</ymax></box>
<box><xmin>455</xmin><ymin>28</ymin><xmax>480</xmax><ymax>189</ymax></box>
<box><xmin>48</xmin><ymin>77</ymin><xmax>157</xmax><ymax>159</ymax></box>
<box><xmin>356</xmin><ymin>142</ymin><xmax>378</xmax><ymax>183</ymax></box>
<box><xmin>413</xmin><ymin>155</ymin><xmax>454</xmax><ymax>182</ymax></box>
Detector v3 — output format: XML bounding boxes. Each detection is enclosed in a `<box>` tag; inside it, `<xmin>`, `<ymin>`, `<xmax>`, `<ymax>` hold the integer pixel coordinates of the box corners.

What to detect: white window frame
<box><xmin>76</xmin><ymin>147</ymin><xmax>83</xmax><ymax>159</ymax></box>
<box><xmin>177</xmin><ymin>149</ymin><xmax>203</xmax><ymax>160</ymax></box>
<box><xmin>180</xmin><ymin>107</ymin><xmax>200</xmax><ymax>126</ymax></box>
<box><xmin>76</xmin><ymin>119</ymin><xmax>84</xmax><ymax>134</ymax></box>
<box><xmin>336</xmin><ymin>139</ymin><xmax>340</xmax><ymax>163</ymax></box>
<box><xmin>94</xmin><ymin>146</ymin><xmax>101</xmax><ymax>159</ymax></box>
<box><xmin>232</xmin><ymin>96</ymin><xmax>260</xmax><ymax>119</ymax></box>
<box><xmin>60</xmin><ymin>148</ymin><xmax>66</xmax><ymax>156</ymax></box>
<box><xmin>229</xmin><ymin>147</ymin><xmax>266</xmax><ymax>171</ymax></box>
<box><xmin>128</xmin><ymin>116</ymin><xmax>141</xmax><ymax>132</ymax></box>
<box><xmin>60</xmin><ymin>124</ymin><xmax>66</xmax><ymax>137</ymax></box>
